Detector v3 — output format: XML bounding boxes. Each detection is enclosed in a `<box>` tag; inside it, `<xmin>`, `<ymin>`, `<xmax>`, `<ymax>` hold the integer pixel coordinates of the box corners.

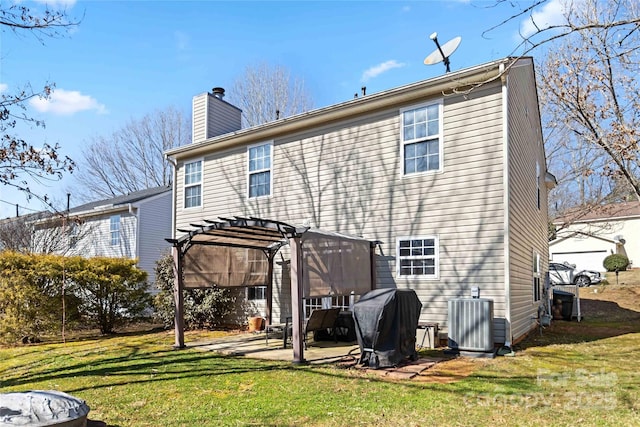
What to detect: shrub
<box><xmin>153</xmin><ymin>253</ymin><xmax>236</xmax><ymax>330</ymax></box>
<box><xmin>0</xmin><ymin>251</ymin><xmax>152</xmax><ymax>342</ymax></box>
<box><xmin>71</xmin><ymin>257</ymin><xmax>151</xmax><ymax>334</ymax></box>
<box><xmin>603</xmin><ymin>254</ymin><xmax>630</xmax><ymax>272</ymax></box>
<box><xmin>0</xmin><ymin>251</ymin><xmax>80</xmax><ymax>343</ymax></box>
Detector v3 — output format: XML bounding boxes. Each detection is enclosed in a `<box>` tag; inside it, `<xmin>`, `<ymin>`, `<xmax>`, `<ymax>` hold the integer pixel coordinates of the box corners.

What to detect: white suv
<box><xmin>549</xmin><ymin>262</ymin><xmax>602</xmax><ymax>287</ymax></box>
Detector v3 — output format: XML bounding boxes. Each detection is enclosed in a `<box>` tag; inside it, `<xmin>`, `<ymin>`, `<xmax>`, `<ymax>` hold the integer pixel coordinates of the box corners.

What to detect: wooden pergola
<box><xmin>167</xmin><ymin>216</ymin><xmax>377</xmax><ymax>363</ymax></box>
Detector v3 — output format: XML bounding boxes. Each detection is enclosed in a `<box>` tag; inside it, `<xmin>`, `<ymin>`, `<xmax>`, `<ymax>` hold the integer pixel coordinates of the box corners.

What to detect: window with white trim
<box><xmin>397</xmin><ymin>236</ymin><xmax>439</xmax><ymax>278</ymax></box>
<box><xmin>248</xmin><ymin>142</ymin><xmax>271</xmax><ymax>198</ymax></box>
<box><xmin>533</xmin><ymin>251</ymin><xmax>541</xmax><ymax>302</ymax></box>
<box><xmin>248</xmin><ymin>286</ymin><xmax>267</xmax><ymax>301</ymax></box>
<box><xmin>110</xmin><ymin>214</ymin><xmax>120</xmax><ymax>246</ymax></box>
<box><xmin>401</xmin><ymin>102</ymin><xmax>442</xmax><ymax>175</ymax></box>
<box><xmin>184</xmin><ymin>160</ymin><xmax>202</xmax><ymax>208</ymax></box>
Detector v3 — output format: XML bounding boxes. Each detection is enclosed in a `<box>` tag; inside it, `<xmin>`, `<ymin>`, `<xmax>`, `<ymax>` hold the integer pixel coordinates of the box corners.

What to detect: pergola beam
<box><xmin>169</xmin><ymin>216</ymin><xmax>300</xmax><ymax>353</ymax></box>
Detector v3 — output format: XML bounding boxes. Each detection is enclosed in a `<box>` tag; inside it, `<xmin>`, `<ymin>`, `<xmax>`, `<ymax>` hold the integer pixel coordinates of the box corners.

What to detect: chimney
<box><xmin>191</xmin><ymin>86</ymin><xmax>242</xmax><ymax>143</ymax></box>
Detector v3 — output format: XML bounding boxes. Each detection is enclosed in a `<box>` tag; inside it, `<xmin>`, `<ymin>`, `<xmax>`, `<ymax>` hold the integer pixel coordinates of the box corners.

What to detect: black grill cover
<box><xmin>352</xmin><ymin>288</ymin><xmax>422</xmax><ymax>368</ymax></box>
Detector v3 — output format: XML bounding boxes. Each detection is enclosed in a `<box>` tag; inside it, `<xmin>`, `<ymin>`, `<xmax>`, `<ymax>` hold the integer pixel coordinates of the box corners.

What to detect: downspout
<box><xmin>128</xmin><ymin>203</ymin><xmax>138</xmax><ymax>261</ymax></box>
<box><xmin>501</xmin><ymin>62</ymin><xmax>513</xmax><ymax>348</ymax></box>
<box><xmin>165</xmin><ymin>154</ymin><xmax>185</xmax><ymax>348</ymax></box>
<box><xmin>166</xmin><ymin>155</ymin><xmax>178</xmax><ymax>240</ymax></box>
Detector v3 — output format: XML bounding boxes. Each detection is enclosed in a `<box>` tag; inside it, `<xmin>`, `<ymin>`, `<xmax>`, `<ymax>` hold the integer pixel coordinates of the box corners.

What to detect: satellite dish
<box><xmin>424</xmin><ymin>32</ymin><xmax>461</xmax><ymax>73</ymax></box>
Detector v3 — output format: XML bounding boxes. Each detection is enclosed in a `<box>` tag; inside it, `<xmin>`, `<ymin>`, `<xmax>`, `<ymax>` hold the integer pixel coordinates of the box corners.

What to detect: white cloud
<box><xmin>0</xmin><ymin>83</ymin><xmax>8</xmax><ymax>93</ymax></box>
<box><xmin>174</xmin><ymin>31</ymin><xmax>190</xmax><ymax>51</ymax></box>
<box><xmin>361</xmin><ymin>60</ymin><xmax>406</xmax><ymax>82</ymax></box>
<box><xmin>520</xmin><ymin>0</ymin><xmax>569</xmax><ymax>38</ymax></box>
<box><xmin>29</xmin><ymin>89</ymin><xmax>107</xmax><ymax>116</ymax></box>
<box><xmin>33</xmin><ymin>0</ymin><xmax>77</xmax><ymax>7</ymax></box>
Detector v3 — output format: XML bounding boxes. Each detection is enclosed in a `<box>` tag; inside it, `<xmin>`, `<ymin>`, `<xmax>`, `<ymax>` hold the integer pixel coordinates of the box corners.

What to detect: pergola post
<box><xmin>265</xmin><ymin>250</ymin><xmax>275</xmax><ymax>325</ymax></box>
<box><xmin>290</xmin><ymin>236</ymin><xmax>305</xmax><ymax>363</ymax></box>
<box><xmin>370</xmin><ymin>241</ymin><xmax>378</xmax><ymax>291</ymax></box>
<box><xmin>172</xmin><ymin>245</ymin><xmax>185</xmax><ymax>349</ymax></box>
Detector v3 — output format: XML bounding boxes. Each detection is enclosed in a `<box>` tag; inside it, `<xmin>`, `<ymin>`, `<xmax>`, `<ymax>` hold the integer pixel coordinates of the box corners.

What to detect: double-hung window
<box><xmin>401</xmin><ymin>102</ymin><xmax>442</xmax><ymax>175</ymax></box>
<box><xmin>184</xmin><ymin>160</ymin><xmax>202</xmax><ymax>208</ymax></box>
<box><xmin>397</xmin><ymin>236</ymin><xmax>439</xmax><ymax>278</ymax></box>
<box><xmin>110</xmin><ymin>214</ymin><xmax>120</xmax><ymax>246</ymax></box>
<box><xmin>248</xmin><ymin>142</ymin><xmax>272</xmax><ymax>198</ymax></box>
<box><xmin>533</xmin><ymin>251</ymin><xmax>541</xmax><ymax>302</ymax></box>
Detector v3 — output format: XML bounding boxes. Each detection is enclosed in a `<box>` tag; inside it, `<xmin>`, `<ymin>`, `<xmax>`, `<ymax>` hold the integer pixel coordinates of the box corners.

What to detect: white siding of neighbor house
<box><xmin>136</xmin><ymin>192</ymin><xmax>172</xmax><ymax>292</ymax></box>
<box><xmin>69</xmin><ymin>210</ymin><xmax>137</xmax><ymax>259</ymax></box>
<box><xmin>175</xmin><ymin>81</ymin><xmax>510</xmax><ymax>341</ymax></box>
<box><xmin>505</xmin><ymin>59</ymin><xmax>550</xmax><ymax>343</ymax></box>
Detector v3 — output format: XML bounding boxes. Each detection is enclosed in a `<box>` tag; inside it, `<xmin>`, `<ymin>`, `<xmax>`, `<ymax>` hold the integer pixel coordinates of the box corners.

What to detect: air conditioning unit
<box><xmin>448</xmin><ymin>298</ymin><xmax>494</xmax><ymax>352</ymax></box>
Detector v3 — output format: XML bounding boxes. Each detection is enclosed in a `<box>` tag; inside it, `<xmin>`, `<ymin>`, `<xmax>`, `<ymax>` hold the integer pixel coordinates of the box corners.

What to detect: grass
<box><xmin>2</xmin><ymin>280</ymin><xmax>640</xmax><ymax>426</ymax></box>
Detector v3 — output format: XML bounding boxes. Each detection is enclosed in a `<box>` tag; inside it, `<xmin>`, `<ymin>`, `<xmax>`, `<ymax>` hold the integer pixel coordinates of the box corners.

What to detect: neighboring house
<box><xmin>32</xmin><ymin>186</ymin><xmax>172</xmax><ymax>289</ymax></box>
<box><xmin>165</xmin><ymin>57</ymin><xmax>554</xmax><ymax>346</ymax></box>
<box><xmin>550</xmin><ymin>201</ymin><xmax>640</xmax><ymax>272</ymax></box>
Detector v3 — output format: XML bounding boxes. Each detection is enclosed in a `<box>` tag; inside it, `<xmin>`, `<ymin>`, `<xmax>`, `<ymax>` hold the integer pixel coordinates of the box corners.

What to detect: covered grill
<box><xmin>352</xmin><ymin>288</ymin><xmax>422</xmax><ymax>368</ymax></box>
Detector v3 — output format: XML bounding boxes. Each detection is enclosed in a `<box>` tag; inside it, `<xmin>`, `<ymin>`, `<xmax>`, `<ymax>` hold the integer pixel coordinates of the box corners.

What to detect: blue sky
<box><xmin>0</xmin><ymin>0</ymin><xmax>565</xmax><ymax>218</ymax></box>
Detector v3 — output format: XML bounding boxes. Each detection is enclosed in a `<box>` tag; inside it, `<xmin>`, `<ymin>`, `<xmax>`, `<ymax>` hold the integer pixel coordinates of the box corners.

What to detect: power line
<box><xmin>0</xmin><ymin>198</ymin><xmax>42</xmax><ymax>216</ymax></box>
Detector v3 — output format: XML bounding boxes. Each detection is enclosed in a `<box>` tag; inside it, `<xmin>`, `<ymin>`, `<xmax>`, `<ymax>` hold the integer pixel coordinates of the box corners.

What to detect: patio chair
<box><xmin>303</xmin><ymin>308</ymin><xmax>341</xmax><ymax>349</ymax></box>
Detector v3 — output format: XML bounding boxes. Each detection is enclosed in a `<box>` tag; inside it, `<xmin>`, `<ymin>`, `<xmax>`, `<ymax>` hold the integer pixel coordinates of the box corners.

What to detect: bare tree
<box><xmin>537</xmin><ymin>0</ymin><xmax>640</xmax><ymax>219</ymax></box>
<box><xmin>485</xmin><ymin>0</ymin><xmax>640</xmax><ymax>56</ymax></box>
<box><xmin>227</xmin><ymin>62</ymin><xmax>314</xmax><ymax>127</ymax></box>
<box><xmin>1</xmin><ymin>4</ymin><xmax>79</xmax><ymax>208</ymax></box>
<box><xmin>1</xmin><ymin>3</ymin><xmax>81</xmax><ymax>41</ymax></box>
<box><xmin>0</xmin><ymin>211</ymin><xmax>94</xmax><ymax>255</ymax></box>
<box><xmin>74</xmin><ymin>106</ymin><xmax>190</xmax><ymax>201</ymax></box>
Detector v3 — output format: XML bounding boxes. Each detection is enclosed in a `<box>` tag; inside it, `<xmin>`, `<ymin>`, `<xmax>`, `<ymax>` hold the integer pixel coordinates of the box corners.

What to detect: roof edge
<box><xmin>166</xmin><ymin>57</ymin><xmax>524</xmax><ymax>160</ymax></box>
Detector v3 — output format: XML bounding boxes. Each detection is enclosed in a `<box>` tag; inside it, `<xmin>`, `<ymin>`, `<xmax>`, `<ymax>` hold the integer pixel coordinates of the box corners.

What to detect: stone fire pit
<box><xmin>0</xmin><ymin>390</ymin><xmax>89</xmax><ymax>427</ymax></box>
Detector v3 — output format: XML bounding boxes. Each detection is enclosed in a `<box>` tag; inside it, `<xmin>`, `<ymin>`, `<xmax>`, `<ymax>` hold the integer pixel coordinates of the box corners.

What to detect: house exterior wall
<box><xmin>136</xmin><ymin>192</ymin><xmax>173</xmax><ymax>290</ymax></box>
<box><xmin>550</xmin><ymin>216</ymin><xmax>640</xmax><ymax>270</ymax></box>
<box><xmin>68</xmin><ymin>210</ymin><xmax>137</xmax><ymax>259</ymax></box>
<box><xmin>174</xmin><ymin>81</ymin><xmax>511</xmax><ymax>341</ymax></box>
<box><xmin>505</xmin><ymin>59</ymin><xmax>550</xmax><ymax>343</ymax></box>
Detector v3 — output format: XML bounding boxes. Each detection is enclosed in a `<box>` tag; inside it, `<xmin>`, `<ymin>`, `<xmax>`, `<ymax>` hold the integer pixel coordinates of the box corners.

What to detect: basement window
<box><xmin>397</xmin><ymin>236</ymin><xmax>439</xmax><ymax>278</ymax></box>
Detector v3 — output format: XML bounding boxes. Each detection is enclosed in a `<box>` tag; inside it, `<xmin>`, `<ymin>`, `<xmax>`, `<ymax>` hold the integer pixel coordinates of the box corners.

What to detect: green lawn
<box><xmin>2</xmin><ymin>284</ymin><xmax>640</xmax><ymax>426</ymax></box>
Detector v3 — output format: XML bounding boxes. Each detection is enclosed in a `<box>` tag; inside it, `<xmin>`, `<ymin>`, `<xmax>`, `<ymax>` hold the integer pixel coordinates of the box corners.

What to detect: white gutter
<box><xmin>500</xmin><ymin>61</ymin><xmax>512</xmax><ymax>348</ymax></box>
<box><xmin>166</xmin><ymin>155</ymin><xmax>178</xmax><ymax>240</ymax></box>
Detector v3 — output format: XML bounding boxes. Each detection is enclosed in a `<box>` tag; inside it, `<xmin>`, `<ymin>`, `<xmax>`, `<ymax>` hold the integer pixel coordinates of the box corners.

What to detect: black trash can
<box><xmin>553</xmin><ymin>289</ymin><xmax>574</xmax><ymax>321</ymax></box>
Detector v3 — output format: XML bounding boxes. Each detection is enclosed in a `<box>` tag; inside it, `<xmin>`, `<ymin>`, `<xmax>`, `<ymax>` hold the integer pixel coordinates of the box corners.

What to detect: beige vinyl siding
<box><xmin>191</xmin><ymin>93</ymin><xmax>242</xmax><ymax>144</ymax></box>
<box><xmin>206</xmin><ymin>95</ymin><xmax>242</xmax><ymax>139</ymax></box>
<box><xmin>506</xmin><ymin>59</ymin><xmax>549</xmax><ymax>342</ymax></box>
<box><xmin>175</xmin><ymin>81</ymin><xmax>507</xmax><ymax>338</ymax></box>
<box><xmin>192</xmin><ymin>94</ymin><xmax>208</xmax><ymax>143</ymax></box>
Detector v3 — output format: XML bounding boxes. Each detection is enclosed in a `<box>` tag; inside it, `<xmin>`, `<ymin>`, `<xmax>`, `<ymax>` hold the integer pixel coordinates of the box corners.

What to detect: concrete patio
<box><xmin>187</xmin><ymin>331</ymin><xmax>445</xmax><ymax>381</ymax></box>
<box><xmin>189</xmin><ymin>331</ymin><xmax>361</xmax><ymax>365</ymax></box>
